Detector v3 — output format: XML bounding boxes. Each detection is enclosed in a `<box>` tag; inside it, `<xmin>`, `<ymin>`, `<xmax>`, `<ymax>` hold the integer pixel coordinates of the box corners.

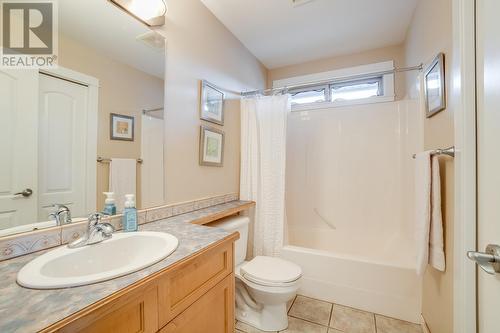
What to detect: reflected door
<box><xmin>0</xmin><ymin>69</ymin><xmax>38</xmax><ymax>229</ymax></box>
<box><xmin>141</xmin><ymin>113</ymin><xmax>165</xmax><ymax>207</ymax></box>
<box><xmin>38</xmin><ymin>74</ymin><xmax>89</xmax><ymax>220</ymax></box>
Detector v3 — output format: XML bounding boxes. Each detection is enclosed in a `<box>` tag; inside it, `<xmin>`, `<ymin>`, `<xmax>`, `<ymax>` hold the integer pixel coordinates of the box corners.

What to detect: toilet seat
<box><xmin>239</xmin><ymin>256</ymin><xmax>302</xmax><ymax>287</ymax></box>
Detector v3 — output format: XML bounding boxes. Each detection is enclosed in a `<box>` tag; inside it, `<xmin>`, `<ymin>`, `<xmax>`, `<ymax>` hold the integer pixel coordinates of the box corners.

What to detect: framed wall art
<box><xmin>200</xmin><ymin>80</ymin><xmax>224</xmax><ymax>125</ymax></box>
<box><xmin>199</xmin><ymin>125</ymin><xmax>224</xmax><ymax>167</ymax></box>
<box><xmin>110</xmin><ymin>113</ymin><xmax>135</xmax><ymax>141</ymax></box>
<box><xmin>424</xmin><ymin>53</ymin><xmax>446</xmax><ymax>118</ymax></box>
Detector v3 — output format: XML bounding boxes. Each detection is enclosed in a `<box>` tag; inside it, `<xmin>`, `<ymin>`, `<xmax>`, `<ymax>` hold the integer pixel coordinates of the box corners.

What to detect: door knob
<box><xmin>13</xmin><ymin>188</ymin><xmax>33</xmax><ymax>198</ymax></box>
<box><xmin>467</xmin><ymin>244</ymin><xmax>500</xmax><ymax>275</ymax></box>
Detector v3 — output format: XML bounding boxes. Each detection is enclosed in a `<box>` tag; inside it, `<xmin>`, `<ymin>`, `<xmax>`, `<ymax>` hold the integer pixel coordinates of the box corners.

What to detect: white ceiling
<box><xmin>59</xmin><ymin>0</ymin><xmax>165</xmax><ymax>79</ymax></box>
<box><xmin>201</xmin><ymin>0</ymin><xmax>419</xmax><ymax>69</ymax></box>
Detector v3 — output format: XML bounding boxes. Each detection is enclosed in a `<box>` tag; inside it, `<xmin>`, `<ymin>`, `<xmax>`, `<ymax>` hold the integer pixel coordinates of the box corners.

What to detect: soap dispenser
<box><xmin>122</xmin><ymin>194</ymin><xmax>138</xmax><ymax>232</ymax></box>
<box><xmin>102</xmin><ymin>192</ymin><xmax>117</xmax><ymax>216</ymax></box>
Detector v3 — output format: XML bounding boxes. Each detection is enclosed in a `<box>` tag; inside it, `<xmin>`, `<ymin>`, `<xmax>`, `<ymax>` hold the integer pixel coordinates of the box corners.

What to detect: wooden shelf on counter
<box><xmin>190</xmin><ymin>201</ymin><xmax>255</xmax><ymax>226</ymax></box>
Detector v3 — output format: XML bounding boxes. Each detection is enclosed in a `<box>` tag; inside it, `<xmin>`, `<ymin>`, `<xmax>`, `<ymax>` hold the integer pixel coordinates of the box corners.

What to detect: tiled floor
<box><xmin>235</xmin><ymin>295</ymin><xmax>422</xmax><ymax>333</ymax></box>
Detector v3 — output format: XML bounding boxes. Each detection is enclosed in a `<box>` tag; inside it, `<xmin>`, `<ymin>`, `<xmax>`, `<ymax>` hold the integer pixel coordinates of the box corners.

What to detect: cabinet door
<box><xmin>158</xmin><ymin>241</ymin><xmax>233</xmax><ymax>326</ymax></box>
<box><xmin>160</xmin><ymin>275</ymin><xmax>235</xmax><ymax>333</ymax></box>
<box><xmin>55</xmin><ymin>285</ymin><xmax>159</xmax><ymax>333</ymax></box>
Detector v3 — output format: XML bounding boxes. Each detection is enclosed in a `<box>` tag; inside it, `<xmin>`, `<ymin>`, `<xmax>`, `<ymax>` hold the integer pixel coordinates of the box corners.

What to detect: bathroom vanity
<box><xmin>45</xmin><ymin>235</ymin><xmax>236</xmax><ymax>333</ymax></box>
<box><xmin>0</xmin><ymin>201</ymin><xmax>254</xmax><ymax>333</ymax></box>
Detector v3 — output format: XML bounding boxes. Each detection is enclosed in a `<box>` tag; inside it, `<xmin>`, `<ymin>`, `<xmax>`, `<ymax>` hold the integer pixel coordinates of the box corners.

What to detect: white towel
<box><xmin>429</xmin><ymin>156</ymin><xmax>445</xmax><ymax>271</ymax></box>
<box><xmin>109</xmin><ymin>158</ymin><xmax>136</xmax><ymax>212</ymax></box>
<box><xmin>415</xmin><ymin>152</ymin><xmax>445</xmax><ymax>275</ymax></box>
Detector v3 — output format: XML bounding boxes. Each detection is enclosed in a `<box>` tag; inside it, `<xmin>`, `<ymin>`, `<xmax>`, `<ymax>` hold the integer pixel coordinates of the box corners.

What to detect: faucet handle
<box><xmin>98</xmin><ymin>223</ymin><xmax>115</xmax><ymax>237</ymax></box>
<box><xmin>88</xmin><ymin>212</ymin><xmax>104</xmax><ymax>226</ymax></box>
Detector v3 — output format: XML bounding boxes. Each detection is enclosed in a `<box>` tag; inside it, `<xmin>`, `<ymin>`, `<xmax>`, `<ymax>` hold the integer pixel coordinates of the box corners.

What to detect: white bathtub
<box><xmin>281</xmin><ymin>236</ymin><xmax>422</xmax><ymax>324</ymax></box>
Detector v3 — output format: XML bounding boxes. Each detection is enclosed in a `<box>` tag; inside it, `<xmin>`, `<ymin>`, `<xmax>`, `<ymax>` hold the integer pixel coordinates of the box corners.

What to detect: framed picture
<box><xmin>110</xmin><ymin>113</ymin><xmax>135</xmax><ymax>141</ymax></box>
<box><xmin>199</xmin><ymin>126</ymin><xmax>224</xmax><ymax>167</ymax></box>
<box><xmin>200</xmin><ymin>80</ymin><xmax>224</xmax><ymax>125</ymax></box>
<box><xmin>424</xmin><ymin>53</ymin><xmax>446</xmax><ymax>118</ymax></box>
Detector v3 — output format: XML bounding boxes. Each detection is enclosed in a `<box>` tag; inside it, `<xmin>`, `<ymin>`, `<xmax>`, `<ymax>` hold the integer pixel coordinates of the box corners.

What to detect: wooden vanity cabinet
<box><xmin>42</xmin><ymin>234</ymin><xmax>237</xmax><ymax>333</ymax></box>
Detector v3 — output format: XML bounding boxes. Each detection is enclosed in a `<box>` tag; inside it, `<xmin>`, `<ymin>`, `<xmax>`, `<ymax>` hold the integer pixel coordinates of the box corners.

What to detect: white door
<box><xmin>0</xmin><ymin>69</ymin><xmax>38</xmax><ymax>229</ymax></box>
<box><xmin>141</xmin><ymin>112</ymin><xmax>165</xmax><ymax>207</ymax></box>
<box><xmin>38</xmin><ymin>73</ymin><xmax>89</xmax><ymax>220</ymax></box>
<box><xmin>474</xmin><ymin>1</ymin><xmax>500</xmax><ymax>332</ymax></box>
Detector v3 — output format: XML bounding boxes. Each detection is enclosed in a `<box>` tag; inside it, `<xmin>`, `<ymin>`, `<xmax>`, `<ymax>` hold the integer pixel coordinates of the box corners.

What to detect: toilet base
<box><xmin>236</xmin><ymin>302</ymin><xmax>288</xmax><ymax>332</ymax></box>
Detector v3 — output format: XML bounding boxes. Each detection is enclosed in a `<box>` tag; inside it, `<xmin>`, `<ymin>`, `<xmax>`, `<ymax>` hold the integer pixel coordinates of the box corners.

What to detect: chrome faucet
<box><xmin>49</xmin><ymin>204</ymin><xmax>72</xmax><ymax>226</ymax></box>
<box><xmin>68</xmin><ymin>213</ymin><xmax>115</xmax><ymax>249</ymax></box>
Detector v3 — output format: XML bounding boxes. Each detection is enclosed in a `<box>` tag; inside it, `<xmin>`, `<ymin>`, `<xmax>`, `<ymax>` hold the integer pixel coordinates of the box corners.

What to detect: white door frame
<box><xmin>39</xmin><ymin>66</ymin><xmax>100</xmax><ymax>215</ymax></box>
<box><xmin>452</xmin><ymin>0</ymin><xmax>477</xmax><ymax>332</ymax></box>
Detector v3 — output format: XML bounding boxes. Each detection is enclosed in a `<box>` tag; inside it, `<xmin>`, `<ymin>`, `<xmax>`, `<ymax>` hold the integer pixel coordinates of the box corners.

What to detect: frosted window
<box><xmin>331</xmin><ymin>78</ymin><xmax>382</xmax><ymax>102</ymax></box>
<box><xmin>290</xmin><ymin>87</ymin><xmax>327</xmax><ymax>105</ymax></box>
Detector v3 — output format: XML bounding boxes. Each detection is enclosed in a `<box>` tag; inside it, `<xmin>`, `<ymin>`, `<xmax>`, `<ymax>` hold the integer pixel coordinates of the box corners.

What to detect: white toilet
<box><xmin>211</xmin><ymin>216</ymin><xmax>302</xmax><ymax>332</ymax></box>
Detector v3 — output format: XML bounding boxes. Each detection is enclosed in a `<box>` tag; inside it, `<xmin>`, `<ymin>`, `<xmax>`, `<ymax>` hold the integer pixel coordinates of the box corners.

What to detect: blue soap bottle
<box><xmin>102</xmin><ymin>192</ymin><xmax>117</xmax><ymax>216</ymax></box>
<box><xmin>122</xmin><ymin>194</ymin><xmax>138</xmax><ymax>232</ymax></box>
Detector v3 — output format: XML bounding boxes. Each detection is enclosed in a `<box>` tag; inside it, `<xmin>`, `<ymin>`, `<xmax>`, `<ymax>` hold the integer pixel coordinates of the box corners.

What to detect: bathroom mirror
<box><xmin>0</xmin><ymin>0</ymin><xmax>166</xmax><ymax>237</ymax></box>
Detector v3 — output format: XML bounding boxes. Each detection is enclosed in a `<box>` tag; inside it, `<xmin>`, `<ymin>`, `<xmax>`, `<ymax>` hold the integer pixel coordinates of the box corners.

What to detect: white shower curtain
<box><xmin>240</xmin><ymin>95</ymin><xmax>291</xmax><ymax>257</ymax></box>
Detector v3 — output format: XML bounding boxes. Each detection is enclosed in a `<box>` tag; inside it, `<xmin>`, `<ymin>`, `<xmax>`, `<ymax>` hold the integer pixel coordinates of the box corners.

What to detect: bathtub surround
<box><xmin>240</xmin><ymin>95</ymin><xmax>291</xmax><ymax>257</ymax></box>
<box><xmin>282</xmin><ymin>100</ymin><xmax>422</xmax><ymax>323</ymax></box>
<box><xmin>0</xmin><ymin>193</ymin><xmax>241</xmax><ymax>261</ymax></box>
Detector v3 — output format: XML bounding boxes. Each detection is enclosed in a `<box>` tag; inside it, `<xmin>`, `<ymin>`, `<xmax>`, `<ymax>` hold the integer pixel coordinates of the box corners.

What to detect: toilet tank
<box><xmin>210</xmin><ymin>215</ymin><xmax>249</xmax><ymax>266</ymax></box>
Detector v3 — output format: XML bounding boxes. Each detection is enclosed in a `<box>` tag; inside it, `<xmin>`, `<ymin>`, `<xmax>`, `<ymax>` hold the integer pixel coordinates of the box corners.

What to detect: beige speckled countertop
<box><xmin>0</xmin><ymin>201</ymin><xmax>253</xmax><ymax>333</ymax></box>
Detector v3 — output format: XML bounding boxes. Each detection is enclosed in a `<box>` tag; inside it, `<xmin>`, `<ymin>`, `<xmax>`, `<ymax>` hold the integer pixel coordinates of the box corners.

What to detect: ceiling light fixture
<box><xmin>291</xmin><ymin>0</ymin><xmax>317</xmax><ymax>7</ymax></box>
<box><xmin>108</xmin><ymin>0</ymin><xmax>167</xmax><ymax>27</ymax></box>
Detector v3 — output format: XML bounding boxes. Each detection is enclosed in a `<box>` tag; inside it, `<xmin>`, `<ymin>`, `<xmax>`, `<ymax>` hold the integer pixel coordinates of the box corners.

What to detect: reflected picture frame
<box><xmin>110</xmin><ymin>113</ymin><xmax>135</xmax><ymax>141</ymax></box>
<box><xmin>424</xmin><ymin>53</ymin><xmax>446</xmax><ymax>118</ymax></box>
<box><xmin>199</xmin><ymin>125</ymin><xmax>224</xmax><ymax>167</ymax></box>
<box><xmin>200</xmin><ymin>80</ymin><xmax>224</xmax><ymax>125</ymax></box>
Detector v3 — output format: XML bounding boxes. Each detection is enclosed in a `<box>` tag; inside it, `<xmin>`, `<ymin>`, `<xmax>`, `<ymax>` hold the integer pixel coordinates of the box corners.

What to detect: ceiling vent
<box><xmin>136</xmin><ymin>31</ymin><xmax>165</xmax><ymax>51</ymax></box>
<box><xmin>291</xmin><ymin>0</ymin><xmax>317</xmax><ymax>7</ymax></box>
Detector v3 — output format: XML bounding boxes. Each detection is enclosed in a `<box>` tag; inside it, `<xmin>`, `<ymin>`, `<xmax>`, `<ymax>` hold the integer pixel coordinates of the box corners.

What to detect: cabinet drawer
<box><xmin>55</xmin><ymin>285</ymin><xmax>158</xmax><ymax>333</ymax></box>
<box><xmin>159</xmin><ymin>274</ymin><xmax>235</xmax><ymax>333</ymax></box>
<box><xmin>158</xmin><ymin>241</ymin><xmax>233</xmax><ymax>326</ymax></box>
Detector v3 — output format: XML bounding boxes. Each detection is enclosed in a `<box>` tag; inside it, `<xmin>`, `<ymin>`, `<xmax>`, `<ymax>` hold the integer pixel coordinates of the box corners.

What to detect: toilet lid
<box><xmin>240</xmin><ymin>256</ymin><xmax>302</xmax><ymax>285</ymax></box>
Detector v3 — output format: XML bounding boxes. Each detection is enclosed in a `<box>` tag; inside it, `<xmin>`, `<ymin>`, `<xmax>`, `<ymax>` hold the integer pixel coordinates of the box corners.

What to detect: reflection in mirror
<box><xmin>0</xmin><ymin>0</ymin><xmax>165</xmax><ymax>237</ymax></box>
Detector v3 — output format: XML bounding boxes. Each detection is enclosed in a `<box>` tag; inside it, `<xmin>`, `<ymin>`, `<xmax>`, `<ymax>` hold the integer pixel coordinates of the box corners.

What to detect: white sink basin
<box><xmin>17</xmin><ymin>231</ymin><xmax>179</xmax><ymax>289</ymax></box>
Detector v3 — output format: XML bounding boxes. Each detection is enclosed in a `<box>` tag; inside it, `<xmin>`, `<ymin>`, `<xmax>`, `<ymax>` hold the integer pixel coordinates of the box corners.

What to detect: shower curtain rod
<box><xmin>241</xmin><ymin>63</ymin><xmax>423</xmax><ymax>97</ymax></box>
<box><xmin>143</xmin><ymin>107</ymin><xmax>164</xmax><ymax>113</ymax></box>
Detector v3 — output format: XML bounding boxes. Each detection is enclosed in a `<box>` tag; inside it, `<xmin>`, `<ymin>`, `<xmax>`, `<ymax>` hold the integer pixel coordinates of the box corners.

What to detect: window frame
<box><xmin>273</xmin><ymin>61</ymin><xmax>396</xmax><ymax>111</ymax></box>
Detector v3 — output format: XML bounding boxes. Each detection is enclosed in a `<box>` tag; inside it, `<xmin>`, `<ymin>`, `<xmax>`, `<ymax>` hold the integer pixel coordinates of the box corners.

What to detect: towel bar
<box><xmin>97</xmin><ymin>157</ymin><xmax>143</xmax><ymax>164</ymax></box>
<box><xmin>412</xmin><ymin>146</ymin><xmax>455</xmax><ymax>159</ymax></box>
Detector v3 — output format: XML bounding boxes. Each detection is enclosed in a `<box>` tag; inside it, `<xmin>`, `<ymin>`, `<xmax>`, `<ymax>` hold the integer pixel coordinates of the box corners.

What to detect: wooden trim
<box><xmin>191</xmin><ymin>201</ymin><xmax>255</xmax><ymax>225</ymax></box>
<box><xmin>40</xmin><ymin>233</ymin><xmax>239</xmax><ymax>332</ymax></box>
<box><xmin>421</xmin><ymin>314</ymin><xmax>431</xmax><ymax>333</ymax></box>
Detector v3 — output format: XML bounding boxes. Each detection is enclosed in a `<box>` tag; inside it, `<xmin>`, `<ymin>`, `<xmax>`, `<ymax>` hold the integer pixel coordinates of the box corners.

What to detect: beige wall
<box><xmin>157</xmin><ymin>0</ymin><xmax>267</xmax><ymax>204</ymax></box>
<box><xmin>58</xmin><ymin>34</ymin><xmax>165</xmax><ymax>210</ymax></box>
<box><xmin>267</xmin><ymin>44</ymin><xmax>406</xmax><ymax>99</ymax></box>
<box><xmin>404</xmin><ymin>0</ymin><xmax>454</xmax><ymax>332</ymax></box>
